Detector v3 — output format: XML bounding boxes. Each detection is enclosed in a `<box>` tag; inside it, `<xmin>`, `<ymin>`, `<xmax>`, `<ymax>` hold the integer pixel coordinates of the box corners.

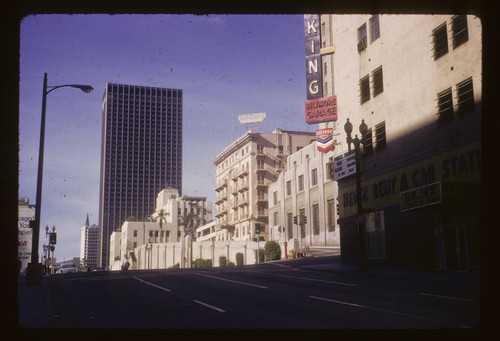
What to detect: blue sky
<box><xmin>19</xmin><ymin>14</ymin><xmax>314</xmax><ymax>261</ymax></box>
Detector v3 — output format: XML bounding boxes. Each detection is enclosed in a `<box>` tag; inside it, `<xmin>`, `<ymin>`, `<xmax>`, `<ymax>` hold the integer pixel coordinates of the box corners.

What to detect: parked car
<box><xmin>57</xmin><ymin>263</ymin><xmax>77</xmax><ymax>273</ymax></box>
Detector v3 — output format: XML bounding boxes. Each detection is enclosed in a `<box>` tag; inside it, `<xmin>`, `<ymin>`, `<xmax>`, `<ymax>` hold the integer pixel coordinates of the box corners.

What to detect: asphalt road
<box><xmin>41</xmin><ymin>256</ymin><xmax>480</xmax><ymax>329</ymax></box>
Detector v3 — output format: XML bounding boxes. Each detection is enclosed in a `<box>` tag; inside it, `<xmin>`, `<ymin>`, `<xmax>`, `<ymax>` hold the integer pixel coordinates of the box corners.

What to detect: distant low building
<box><xmin>268</xmin><ymin>141</ymin><xmax>341</xmax><ymax>256</ymax></box>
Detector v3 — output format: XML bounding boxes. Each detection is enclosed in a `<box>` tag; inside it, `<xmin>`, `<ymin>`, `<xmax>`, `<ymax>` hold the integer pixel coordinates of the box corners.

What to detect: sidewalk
<box><xmin>17</xmin><ymin>275</ymin><xmax>52</xmax><ymax>329</ymax></box>
<box><xmin>302</xmin><ymin>261</ymin><xmax>480</xmax><ymax>289</ymax></box>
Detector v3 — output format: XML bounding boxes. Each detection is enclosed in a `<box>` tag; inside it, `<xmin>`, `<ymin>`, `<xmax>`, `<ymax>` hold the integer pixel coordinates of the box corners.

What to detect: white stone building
<box><xmin>268</xmin><ymin>141</ymin><xmax>342</xmax><ymax>256</ymax></box>
<box><xmin>213</xmin><ymin>129</ymin><xmax>316</xmax><ymax>243</ymax></box>
<box><xmin>109</xmin><ymin>188</ymin><xmax>213</xmax><ymax>269</ymax></box>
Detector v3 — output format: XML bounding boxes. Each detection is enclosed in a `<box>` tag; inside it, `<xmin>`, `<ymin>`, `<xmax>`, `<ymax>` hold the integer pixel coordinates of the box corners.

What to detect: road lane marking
<box><xmin>309</xmin><ymin>295</ymin><xmax>450</xmax><ymax>325</ymax></box>
<box><xmin>267</xmin><ymin>262</ymin><xmax>291</xmax><ymax>268</ymax></box>
<box><xmin>309</xmin><ymin>295</ymin><xmax>364</xmax><ymax>307</ymax></box>
<box><xmin>272</xmin><ymin>273</ymin><xmax>358</xmax><ymax>287</ymax></box>
<box><xmin>418</xmin><ymin>293</ymin><xmax>474</xmax><ymax>302</ymax></box>
<box><xmin>196</xmin><ymin>273</ymin><xmax>267</xmax><ymax>289</ymax></box>
<box><xmin>134</xmin><ymin>277</ymin><xmax>171</xmax><ymax>292</ymax></box>
<box><xmin>193</xmin><ymin>300</ymin><xmax>226</xmax><ymax>313</ymax></box>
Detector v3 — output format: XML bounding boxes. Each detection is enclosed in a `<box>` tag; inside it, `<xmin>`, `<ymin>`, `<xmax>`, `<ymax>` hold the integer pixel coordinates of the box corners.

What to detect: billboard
<box><xmin>18</xmin><ymin>204</ymin><xmax>35</xmax><ymax>273</ymax></box>
<box><xmin>238</xmin><ymin>112</ymin><xmax>266</xmax><ymax>124</ymax></box>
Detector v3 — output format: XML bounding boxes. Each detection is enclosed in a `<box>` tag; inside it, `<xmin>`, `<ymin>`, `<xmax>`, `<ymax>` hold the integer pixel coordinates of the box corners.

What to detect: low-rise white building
<box><xmin>109</xmin><ymin>188</ymin><xmax>213</xmax><ymax>269</ymax></box>
<box><xmin>268</xmin><ymin>141</ymin><xmax>341</xmax><ymax>256</ymax></box>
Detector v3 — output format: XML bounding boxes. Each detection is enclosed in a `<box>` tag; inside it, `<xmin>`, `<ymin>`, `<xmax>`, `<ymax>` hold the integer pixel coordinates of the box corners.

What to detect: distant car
<box><xmin>57</xmin><ymin>263</ymin><xmax>77</xmax><ymax>274</ymax></box>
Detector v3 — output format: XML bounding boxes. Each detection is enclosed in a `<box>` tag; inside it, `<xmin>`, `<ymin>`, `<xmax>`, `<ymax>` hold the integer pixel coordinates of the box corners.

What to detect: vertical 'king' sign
<box><xmin>304</xmin><ymin>14</ymin><xmax>323</xmax><ymax>100</ymax></box>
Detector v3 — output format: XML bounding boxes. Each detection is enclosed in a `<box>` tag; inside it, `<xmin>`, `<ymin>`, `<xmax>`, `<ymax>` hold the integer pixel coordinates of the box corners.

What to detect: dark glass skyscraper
<box><xmin>98</xmin><ymin>83</ymin><xmax>182</xmax><ymax>267</ymax></box>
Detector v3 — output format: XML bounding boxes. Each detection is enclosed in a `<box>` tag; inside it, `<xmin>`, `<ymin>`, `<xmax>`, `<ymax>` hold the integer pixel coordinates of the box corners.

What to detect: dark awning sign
<box><xmin>400</xmin><ymin>182</ymin><xmax>442</xmax><ymax>211</ymax></box>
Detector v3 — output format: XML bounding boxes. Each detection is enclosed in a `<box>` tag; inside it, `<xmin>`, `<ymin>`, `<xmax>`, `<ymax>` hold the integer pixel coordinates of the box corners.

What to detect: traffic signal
<box><xmin>336</xmin><ymin>202</ymin><xmax>340</xmax><ymax>224</ymax></box>
<box><xmin>328</xmin><ymin>161</ymin><xmax>334</xmax><ymax>179</ymax></box>
<box><xmin>255</xmin><ymin>224</ymin><xmax>261</xmax><ymax>234</ymax></box>
<box><xmin>293</xmin><ymin>216</ymin><xmax>297</xmax><ymax>224</ymax></box>
<box><xmin>303</xmin><ymin>216</ymin><xmax>307</xmax><ymax>224</ymax></box>
<box><xmin>50</xmin><ymin>232</ymin><xmax>57</xmax><ymax>245</ymax></box>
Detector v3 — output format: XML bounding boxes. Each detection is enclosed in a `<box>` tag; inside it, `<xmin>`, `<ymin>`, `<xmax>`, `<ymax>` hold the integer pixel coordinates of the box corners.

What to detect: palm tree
<box><xmin>220</xmin><ymin>224</ymin><xmax>235</xmax><ymax>241</ymax></box>
<box><xmin>151</xmin><ymin>209</ymin><xmax>169</xmax><ymax>230</ymax></box>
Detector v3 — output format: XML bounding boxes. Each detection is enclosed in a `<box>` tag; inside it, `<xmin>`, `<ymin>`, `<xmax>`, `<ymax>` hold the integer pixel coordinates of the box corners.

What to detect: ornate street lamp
<box><xmin>26</xmin><ymin>73</ymin><xmax>93</xmax><ymax>285</ymax></box>
<box><xmin>344</xmin><ymin>118</ymin><xmax>370</xmax><ymax>271</ymax></box>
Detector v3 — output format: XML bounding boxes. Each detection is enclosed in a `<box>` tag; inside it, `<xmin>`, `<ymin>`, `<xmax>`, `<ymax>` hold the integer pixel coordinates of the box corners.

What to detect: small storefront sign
<box><xmin>333</xmin><ymin>151</ymin><xmax>356</xmax><ymax>180</ymax></box>
<box><xmin>400</xmin><ymin>182</ymin><xmax>442</xmax><ymax>211</ymax></box>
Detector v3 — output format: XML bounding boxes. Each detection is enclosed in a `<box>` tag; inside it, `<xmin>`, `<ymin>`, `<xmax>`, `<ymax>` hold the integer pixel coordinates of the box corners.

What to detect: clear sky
<box><xmin>19</xmin><ymin>14</ymin><xmax>315</xmax><ymax>261</ymax></box>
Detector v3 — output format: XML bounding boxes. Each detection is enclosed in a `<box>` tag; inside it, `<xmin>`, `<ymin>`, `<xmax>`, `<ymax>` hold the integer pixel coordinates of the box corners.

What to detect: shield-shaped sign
<box><xmin>316</xmin><ymin>128</ymin><xmax>334</xmax><ymax>153</ymax></box>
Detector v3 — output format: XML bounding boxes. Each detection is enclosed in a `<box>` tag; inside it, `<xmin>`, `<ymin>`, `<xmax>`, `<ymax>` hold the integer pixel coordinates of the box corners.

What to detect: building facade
<box><xmin>308</xmin><ymin>14</ymin><xmax>481</xmax><ymax>271</ymax></box>
<box><xmin>213</xmin><ymin>129</ymin><xmax>316</xmax><ymax>243</ymax></box>
<box><xmin>153</xmin><ymin>187</ymin><xmax>213</xmax><ymax>239</ymax></box>
<box><xmin>80</xmin><ymin>214</ymin><xmax>100</xmax><ymax>270</ymax></box>
<box><xmin>268</xmin><ymin>140</ymin><xmax>341</xmax><ymax>255</ymax></box>
<box><xmin>109</xmin><ymin>188</ymin><xmax>212</xmax><ymax>269</ymax></box>
<box><xmin>98</xmin><ymin>83</ymin><xmax>183</xmax><ymax>267</ymax></box>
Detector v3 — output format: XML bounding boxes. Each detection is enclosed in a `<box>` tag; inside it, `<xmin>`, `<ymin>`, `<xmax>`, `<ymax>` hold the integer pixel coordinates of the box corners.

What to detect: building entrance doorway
<box><xmin>444</xmin><ymin>222</ymin><xmax>469</xmax><ymax>271</ymax></box>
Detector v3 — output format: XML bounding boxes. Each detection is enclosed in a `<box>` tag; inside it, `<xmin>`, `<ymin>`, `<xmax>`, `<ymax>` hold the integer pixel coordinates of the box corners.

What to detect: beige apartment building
<box><xmin>307</xmin><ymin>14</ymin><xmax>481</xmax><ymax>271</ymax></box>
<box><xmin>213</xmin><ymin>129</ymin><xmax>316</xmax><ymax>243</ymax></box>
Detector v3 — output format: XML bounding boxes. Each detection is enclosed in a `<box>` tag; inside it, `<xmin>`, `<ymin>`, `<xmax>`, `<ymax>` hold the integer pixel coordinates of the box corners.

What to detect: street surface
<box><xmin>29</xmin><ymin>254</ymin><xmax>479</xmax><ymax>329</ymax></box>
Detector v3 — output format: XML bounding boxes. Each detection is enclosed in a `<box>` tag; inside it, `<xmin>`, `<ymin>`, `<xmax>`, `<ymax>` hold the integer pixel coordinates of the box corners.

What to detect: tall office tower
<box><xmin>80</xmin><ymin>214</ymin><xmax>100</xmax><ymax>270</ymax></box>
<box><xmin>98</xmin><ymin>83</ymin><xmax>183</xmax><ymax>267</ymax></box>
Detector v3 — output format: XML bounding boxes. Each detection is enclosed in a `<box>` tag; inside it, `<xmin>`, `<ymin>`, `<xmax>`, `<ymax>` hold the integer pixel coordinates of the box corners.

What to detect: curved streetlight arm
<box><xmin>46</xmin><ymin>84</ymin><xmax>94</xmax><ymax>95</ymax></box>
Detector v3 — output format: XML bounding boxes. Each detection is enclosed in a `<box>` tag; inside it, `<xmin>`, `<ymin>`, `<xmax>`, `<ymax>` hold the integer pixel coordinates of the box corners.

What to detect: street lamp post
<box><xmin>26</xmin><ymin>73</ymin><xmax>93</xmax><ymax>285</ymax></box>
<box><xmin>344</xmin><ymin>118</ymin><xmax>370</xmax><ymax>272</ymax></box>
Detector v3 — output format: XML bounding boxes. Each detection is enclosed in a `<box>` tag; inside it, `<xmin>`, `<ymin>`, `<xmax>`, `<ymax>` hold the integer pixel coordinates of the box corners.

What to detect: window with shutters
<box><xmin>452</xmin><ymin>15</ymin><xmax>468</xmax><ymax>48</ymax></box>
<box><xmin>437</xmin><ymin>88</ymin><xmax>454</xmax><ymax>123</ymax></box>
<box><xmin>433</xmin><ymin>23</ymin><xmax>448</xmax><ymax>60</ymax></box>
<box><xmin>363</xmin><ymin>128</ymin><xmax>373</xmax><ymax>155</ymax></box>
<box><xmin>456</xmin><ymin>78</ymin><xmax>474</xmax><ymax>115</ymax></box>
<box><xmin>360</xmin><ymin>75</ymin><xmax>370</xmax><ymax>104</ymax></box>
<box><xmin>357</xmin><ymin>23</ymin><xmax>367</xmax><ymax>52</ymax></box>
<box><xmin>375</xmin><ymin>122</ymin><xmax>386</xmax><ymax>151</ymax></box>
<box><xmin>370</xmin><ymin>15</ymin><xmax>380</xmax><ymax>43</ymax></box>
<box><xmin>372</xmin><ymin>66</ymin><xmax>384</xmax><ymax>97</ymax></box>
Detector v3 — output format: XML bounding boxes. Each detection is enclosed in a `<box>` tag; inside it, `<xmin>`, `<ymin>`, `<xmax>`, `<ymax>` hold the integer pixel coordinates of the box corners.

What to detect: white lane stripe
<box><xmin>134</xmin><ymin>276</ymin><xmax>171</xmax><ymax>292</ymax></box>
<box><xmin>273</xmin><ymin>273</ymin><xmax>358</xmax><ymax>287</ymax></box>
<box><xmin>196</xmin><ymin>273</ymin><xmax>267</xmax><ymax>289</ymax></box>
<box><xmin>418</xmin><ymin>292</ymin><xmax>474</xmax><ymax>302</ymax></box>
<box><xmin>309</xmin><ymin>295</ymin><xmax>365</xmax><ymax>307</ymax></box>
<box><xmin>309</xmin><ymin>295</ymin><xmax>449</xmax><ymax>325</ymax></box>
<box><xmin>193</xmin><ymin>300</ymin><xmax>226</xmax><ymax>313</ymax></box>
<box><xmin>267</xmin><ymin>262</ymin><xmax>291</xmax><ymax>268</ymax></box>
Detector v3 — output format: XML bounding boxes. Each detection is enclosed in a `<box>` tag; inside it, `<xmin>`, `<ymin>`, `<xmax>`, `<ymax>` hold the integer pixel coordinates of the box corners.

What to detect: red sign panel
<box><xmin>305</xmin><ymin>96</ymin><xmax>337</xmax><ymax>124</ymax></box>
